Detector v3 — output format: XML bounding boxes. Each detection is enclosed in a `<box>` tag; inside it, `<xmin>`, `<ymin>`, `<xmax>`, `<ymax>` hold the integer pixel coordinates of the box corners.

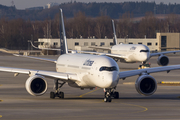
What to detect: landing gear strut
<box><xmin>50</xmin><ymin>80</ymin><xmax>65</xmax><ymax>99</ymax></box>
<box><xmin>104</xmin><ymin>88</ymin><xmax>119</xmax><ymax>102</ymax></box>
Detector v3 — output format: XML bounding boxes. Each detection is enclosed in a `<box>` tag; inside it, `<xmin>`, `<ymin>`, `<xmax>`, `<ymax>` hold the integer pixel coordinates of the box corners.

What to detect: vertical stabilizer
<box><xmin>112</xmin><ymin>20</ymin><xmax>118</xmax><ymax>45</ymax></box>
<box><xmin>59</xmin><ymin>8</ymin><xmax>68</xmax><ymax>54</ymax></box>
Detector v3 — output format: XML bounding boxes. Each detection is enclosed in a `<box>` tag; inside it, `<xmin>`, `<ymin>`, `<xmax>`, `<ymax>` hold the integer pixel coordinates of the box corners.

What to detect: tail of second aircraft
<box><xmin>112</xmin><ymin>20</ymin><xmax>118</xmax><ymax>45</ymax></box>
<box><xmin>59</xmin><ymin>8</ymin><xmax>68</xmax><ymax>55</ymax></box>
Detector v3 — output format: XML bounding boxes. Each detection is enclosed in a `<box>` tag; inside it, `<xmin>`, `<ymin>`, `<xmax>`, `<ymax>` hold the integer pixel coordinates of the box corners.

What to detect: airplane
<box><xmin>81</xmin><ymin>20</ymin><xmax>180</xmax><ymax>68</ymax></box>
<box><xmin>1</xmin><ymin>9</ymin><xmax>180</xmax><ymax>102</ymax></box>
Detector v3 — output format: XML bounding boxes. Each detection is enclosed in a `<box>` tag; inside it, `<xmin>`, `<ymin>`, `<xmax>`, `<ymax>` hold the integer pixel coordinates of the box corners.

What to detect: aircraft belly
<box><xmin>68</xmin><ymin>74</ymin><xmax>96</xmax><ymax>88</ymax></box>
<box><xmin>80</xmin><ymin>75</ymin><xmax>96</xmax><ymax>87</ymax></box>
<box><xmin>126</xmin><ymin>53</ymin><xmax>137</xmax><ymax>62</ymax></box>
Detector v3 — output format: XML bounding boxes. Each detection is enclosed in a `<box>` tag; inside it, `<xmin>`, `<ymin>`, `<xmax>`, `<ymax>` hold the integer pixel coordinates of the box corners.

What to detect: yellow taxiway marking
<box><xmin>121</xmin><ymin>103</ymin><xmax>148</xmax><ymax>113</ymax></box>
<box><xmin>161</xmin><ymin>81</ymin><xmax>180</xmax><ymax>84</ymax></box>
<box><xmin>79</xmin><ymin>88</ymin><xmax>101</xmax><ymax>97</ymax></box>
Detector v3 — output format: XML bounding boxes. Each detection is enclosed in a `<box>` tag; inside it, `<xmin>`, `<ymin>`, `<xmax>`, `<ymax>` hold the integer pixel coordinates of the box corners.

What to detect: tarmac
<box><xmin>0</xmin><ymin>52</ymin><xmax>180</xmax><ymax>120</ymax></box>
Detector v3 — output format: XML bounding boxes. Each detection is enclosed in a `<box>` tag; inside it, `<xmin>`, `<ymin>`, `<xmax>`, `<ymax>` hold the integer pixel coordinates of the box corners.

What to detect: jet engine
<box><xmin>157</xmin><ymin>55</ymin><xmax>169</xmax><ymax>66</ymax></box>
<box><xmin>135</xmin><ymin>75</ymin><xmax>157</xmax><ymax>96</ymax></box>
<box><xmin>25</xmin><ymin>75</ymin><xmax>47</xmax><ymax>96</ymax></box>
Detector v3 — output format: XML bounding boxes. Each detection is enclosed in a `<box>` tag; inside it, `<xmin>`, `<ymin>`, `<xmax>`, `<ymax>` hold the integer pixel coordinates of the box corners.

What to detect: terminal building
<box><xmin>37</xmin><ymin>32</ymin><xmax>180</xmax><ymax>52</ymax></box>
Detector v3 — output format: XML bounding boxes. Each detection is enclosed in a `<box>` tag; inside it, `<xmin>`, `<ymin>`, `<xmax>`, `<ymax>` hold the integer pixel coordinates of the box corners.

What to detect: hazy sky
<box><xmin>1</xmin><ymin>0</ymin><xmax>180</xmax><ymax>9</ymax></box>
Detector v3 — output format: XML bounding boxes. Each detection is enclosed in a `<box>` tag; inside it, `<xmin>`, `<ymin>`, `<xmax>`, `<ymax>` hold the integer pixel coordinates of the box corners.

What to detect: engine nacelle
<box><xmin>135</xmin><ymin>75</ymin><xmax>157</xmax><ymax>96</ymax></box>
<box><xmin>157</xmin><ymin>55</ymin><xmax>169</xmax><ymax>66</ymax></box>
<box><xmin>25</xmin><ymin>75</ymin><xmax>48</xmax><ymax>96</ymax></box>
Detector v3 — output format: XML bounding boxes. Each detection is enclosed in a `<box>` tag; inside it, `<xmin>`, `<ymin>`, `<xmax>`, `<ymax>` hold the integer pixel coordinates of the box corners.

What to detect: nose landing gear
<box><xmin>138</xmin><ymin>62</ymin><xmax>151</xmax><ymax>69</ymax></box>
<box><xmin>104</xmin><ymin>88</ymin><xmax>119</xmax><ymax>102</ymax></box>
<box><xmin>104</xmin><ymin>92</ymin><xmax>112</xmax><ymax>102</ymax></box>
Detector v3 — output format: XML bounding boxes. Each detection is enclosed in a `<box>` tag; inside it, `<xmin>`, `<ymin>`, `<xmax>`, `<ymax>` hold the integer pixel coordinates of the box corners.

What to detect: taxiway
<box><xmin>0</xmin><ymin>53</ymin><xmax>180</xmax><ymax>120</ymax></box>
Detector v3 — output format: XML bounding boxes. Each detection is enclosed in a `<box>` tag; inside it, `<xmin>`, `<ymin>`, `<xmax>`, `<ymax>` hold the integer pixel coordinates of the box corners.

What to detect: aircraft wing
<box><xmin>13</xmin><ymin>54</ymin><xmax>57</xmax><ymax>63</ymax></box>
<box><xmin>105</xmin><ymin>53</ymin><xmax>127</xmax><ymax>59</ymax></box>
<box><xmin>119</xmin><ymin>64</ymin><xmax>180</xmax><ymax>79</ymax></box>
<box><xmin>150</xmin><ymin>50</ymin><xmax>180</xmax><ymax>57</ymax></box>
<box><xmin>0</xmin><ymin>66</ymin><xmax>79</xmax><ymax>81</ymax></box>
<box><xmin>88</xmin><ymin>46</ymin><xmax>111</xmax><ymax>50</ymax></box>
<box><xmin>77</xmin><ymin>51</ymin><xmax>127</xmax><ymax>59</ymax></box>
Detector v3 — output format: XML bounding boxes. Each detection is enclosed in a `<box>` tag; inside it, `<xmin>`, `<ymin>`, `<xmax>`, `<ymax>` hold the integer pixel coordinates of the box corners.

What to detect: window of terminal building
<box><xmin>45</xmin><ymin>43</ymin><xmax>49</xmax><ymax>45</ymax></box>
<box><xmin>129</xmin><ymin>42</ymin><xmax>133</xmax><ymax>44</ymax></box>
<box><xmin>147</xmin><ymin>42</ymin><xmax>152</xmax><ymax>46</ymax></box>
<box><xmin>161</xmin><ymin>36</ymin><xmax>167</xmax><ymax>51</ymax></box>
<box><xmin>75</xmin><ymin>42</ymin><xmax>79</xmax><ymax>46</ymax></box>
<box><xmin>39</xmin><ymin>42</ymin><xmax>44</xmax><ymax>45</ymax></box>
<box><xmin>84</xmin><ymin>42</ymin><xmax>88</xmax><ymax>46</ymax></box>
<box><xmin>110</xmin><ymin>42</ymin><xmax>114</xmax><ymax>46</ymax></box>
<box><xmin>100</xmin><ymin>42</ymin><xmax>105</xmax><ymax>46</ymax></box>
<box><xmin>138</xmin><ymin>42</ymin><xmax>142</xmax><ymax>44</ymax></box>
<box><xmin>91</xmin><ymin>42</ymin><xmax>96</xmax><ymax>46</ymax></box>
<box><xmin>156</xmin><ymin>42</ymin><xmax>158</xmax><ymax>46</ymax></box>
<box><xmin>54</xmin><ymin>42</ymin><xmax>58</xmax><ymax>46</ymax></box>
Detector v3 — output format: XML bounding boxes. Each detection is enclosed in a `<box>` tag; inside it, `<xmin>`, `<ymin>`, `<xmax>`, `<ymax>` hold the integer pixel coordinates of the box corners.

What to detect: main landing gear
<box><xmin>104</xmin><ymin>88</ymin><xmax>119</xmax><ymax>102</ymax></box>
<box><xmin>50</xmin><ymin>80</ymin><xmax>66</xmax><ymax>99</ymax></box>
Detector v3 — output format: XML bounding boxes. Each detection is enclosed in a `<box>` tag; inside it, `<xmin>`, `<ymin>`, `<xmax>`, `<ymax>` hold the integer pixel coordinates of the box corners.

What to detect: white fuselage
<box><xmin>55</xmin><ymin>53</ymin><xmax>119</xmax><ymax>89</ymax></box>
<box><xmin>111</xmin><ymin>44</ymin><xmax>150</xmax><ymax>63</ymax></box>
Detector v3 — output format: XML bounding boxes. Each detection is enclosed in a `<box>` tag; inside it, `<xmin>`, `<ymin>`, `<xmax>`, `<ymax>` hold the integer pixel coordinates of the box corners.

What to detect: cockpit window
<box><xmin>99</xmin><ymin>66</ymin><xmax>117</xmax><ymax>71</ymax></box>
<box><xmin>140</xmin><ymin>50</ymin><xmax>149</xmax><ymax>52</ymax></box>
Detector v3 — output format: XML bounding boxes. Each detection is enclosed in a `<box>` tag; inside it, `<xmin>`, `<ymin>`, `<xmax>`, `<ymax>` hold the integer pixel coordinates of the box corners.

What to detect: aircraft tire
<box><xmin>107</xmin><ymin>96</ymin><xmax>112</xmax><ymax>102</ymax></box>
<box><xmin>104</xmin><ymin>96</ymin><xmax>112</xmax><ymax>102</ymax></box>
<box><xmin>50</xmin><ymin>92</ymin><xmax>55</xmax><ymax>99</ymax></box>
<box><xmin>59</xmin><ymin>92</ymin><xmax>64</xmax><ymax>99</ymax></box>
<box><xmin>113</xmin><ymin>92</ymin><xmax>119</xmax><ymax>99</ymax></box>
<box><xmin>104</xmin><ymin>97</ymin><xmax>108</xmax><ymax>102</ymax></box>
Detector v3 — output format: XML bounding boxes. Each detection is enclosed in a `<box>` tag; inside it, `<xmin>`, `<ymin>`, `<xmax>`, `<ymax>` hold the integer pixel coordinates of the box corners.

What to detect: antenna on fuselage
<box><xmin>112</xmin><ymin>20</ymin><xmax>118</xmax><ymax>45</ymax></box>
<box><xmin>59</xmin><ymin>8</ymin><xmax>68</xmax><ymax>54</ymax></box>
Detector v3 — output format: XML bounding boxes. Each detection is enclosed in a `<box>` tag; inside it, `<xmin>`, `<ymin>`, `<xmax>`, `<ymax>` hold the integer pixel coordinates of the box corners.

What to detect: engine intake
<box><xmin>135</xmin><ymin>75</ymin><xmax>157</xmax><ymax>96</ymax></box>
<box><xmin>25</xmin><ymin>75</ymin><xmax>47</xmax><ymax>96</ymax></box>
<box><xmin>157</xmin><ymin>55</ymin><xmax>169</xmax><ymax>66</ymax></box>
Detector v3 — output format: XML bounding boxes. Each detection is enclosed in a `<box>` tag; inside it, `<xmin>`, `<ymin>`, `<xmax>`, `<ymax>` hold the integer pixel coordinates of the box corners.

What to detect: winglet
<box><xmin>59</xmin><ymin>8</ymin><xmax>68</xmax><ymax>54</ymax></box>
<box><xmin>112</xmin><ymin>20</ymin><xmax>118</xmax><ymax>45</ymax></box>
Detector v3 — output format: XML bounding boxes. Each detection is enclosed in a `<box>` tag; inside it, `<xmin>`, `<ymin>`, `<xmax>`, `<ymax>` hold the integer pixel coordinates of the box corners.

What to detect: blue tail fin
<box><xmin>59</xmin><ymin>8</ymin><xmax>68</xmax><ymax>54</ymax></box>
<box><xmin>112</xmin><ymin>20</ymin><xmax>118</xmax><ymax>45</ymax></box>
